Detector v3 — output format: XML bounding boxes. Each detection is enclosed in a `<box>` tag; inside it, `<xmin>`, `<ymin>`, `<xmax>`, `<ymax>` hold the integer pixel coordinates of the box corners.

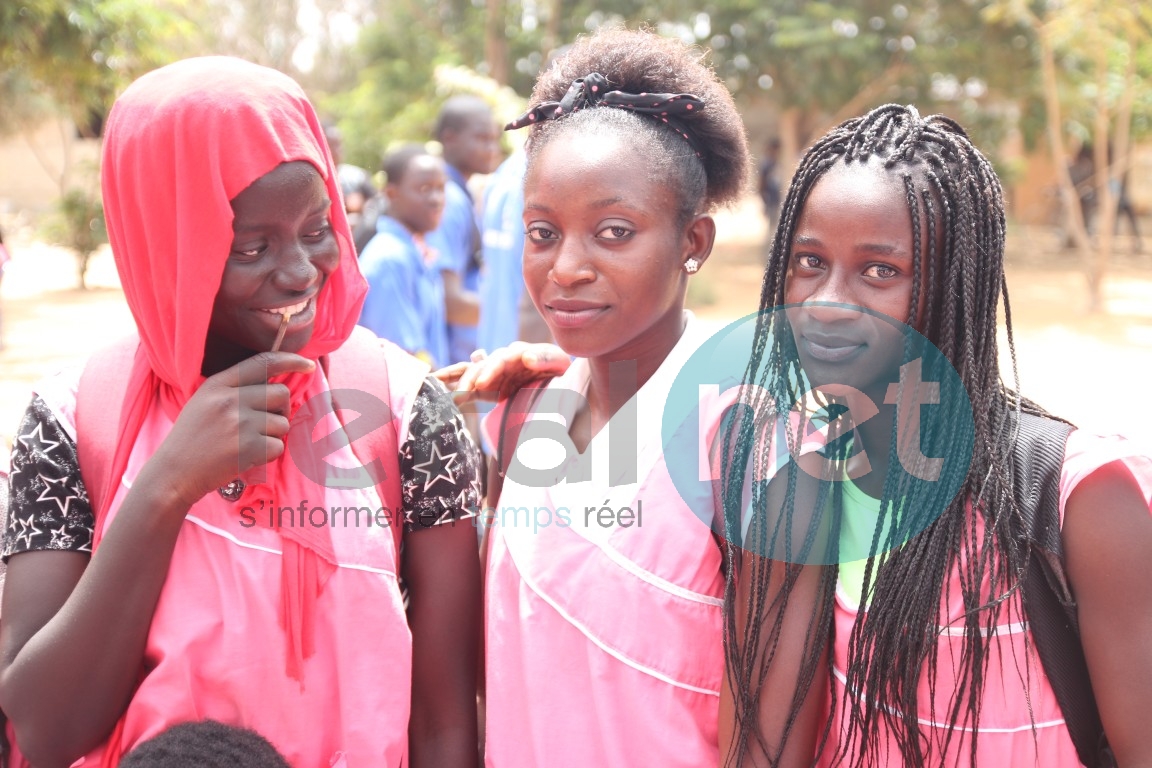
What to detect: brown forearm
<box><xmin>409</xmin><ymin>721</ymin><xmax>479</xmax><ymax>768</ymax></box>
<box><xmin>442</xmin><ymin>270</ymin><xmax>480</xmax><ymax>326</ymax></box>
<box><xmin>1064</xmin><ymin>461</ymin><xmax>1152</xmax><ymax>766</ymax></box>
<box><xmin>722</xmin><ymin>547</ymin><xmax>829</xmax><ymax>767</ymax></box>
<box><xmin>405</xmin><ymin>522</ymin><xmax>482</xmax><ymax>768</ymax></box>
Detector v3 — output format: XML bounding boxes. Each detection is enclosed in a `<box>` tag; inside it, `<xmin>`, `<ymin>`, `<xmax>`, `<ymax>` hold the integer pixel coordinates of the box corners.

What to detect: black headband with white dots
<box><xmin>506</xmin><ymin>72</ymin><xmax>705</xmax><ymax>158</ymax></box>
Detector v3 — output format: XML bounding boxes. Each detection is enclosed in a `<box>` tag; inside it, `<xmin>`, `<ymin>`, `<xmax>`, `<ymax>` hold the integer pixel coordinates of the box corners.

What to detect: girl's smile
<box><xmin>543</xmin><ymin>298</ymin><xmax>610</xmax><ymax>329</ymax></box>
<box><xmin>796</xmin><ymin>328</ymin><xmax>867</xmax><ymax>364</ymax></box>
<box><xmin>257</xmin><ymin>297</ymin><xmax>311</xmax><ymax>317</ymax></box>
<box><xmin>204</xmin><ymin>161</ymin><xmax>339</xmax><ymax>374</ymax></box>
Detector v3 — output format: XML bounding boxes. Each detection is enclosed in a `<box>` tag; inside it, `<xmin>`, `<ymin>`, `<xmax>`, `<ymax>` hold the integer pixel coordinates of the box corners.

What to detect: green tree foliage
<box><xmin>0</xmin><ymin>0</ymin><xmax>195</xmax><ymax>138</ymax></box>
<box><xmin>46</xmin><ymin>188</ymin><xmax>107</xmax><ymax>290</ymax></box>
<box><xmin>321</xmin><ymin>1</ymin><xmax>532</xmax><ymax>170</ymax></box>
<box><xmin>323</xmin><ymin>3</ymin><xmax>462</xmax><ymax>170</ymax></box>
<box><xmin>331</xmin><ymin>0</ymin><xmax>1041</xmax><ymax>178</ymax></box>
<box><xmin>987</xmin><ymin>0</ymin><xmax>1152</xmax><ymax>309</ymax></box>
<box><xmin>1</xmin><ymin>0</ymin><xmax>195</xmax><ymax>282</ymax></box>
<box><xmin>6</xmin><ymin>0</ymin><xmax>1144</xmax><ymax>264</ymax></box>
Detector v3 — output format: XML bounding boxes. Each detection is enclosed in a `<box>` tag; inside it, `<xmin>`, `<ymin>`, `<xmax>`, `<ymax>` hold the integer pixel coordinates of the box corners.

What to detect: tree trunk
<box><xmin>1112</xmin><ymin>24</ymin><xmax>1138</xmax><ymax>253</ymax></box>
<box><xmin>777</xmin><ymin>107</ymin><xmax>802</xmax><ymax>192</ymax></box>
<box><xmin>56</xmin><ymin>117</ymin><xmax>74</xmax><ymax>198</ymax></box>
<box><xmin>21</xmin><ymin>117</ymin><xmax>75</xmax><ymax>198</ymax></box>
<box><xmin>542</xmin><ymin>0</ymin><xmax>563</xmax><ymax>60</ymax></box>
<box><xmin>485</xmin><ymin>0</ymin><xmax>508</xmax><ymax>85</ymax></box>
<box><xmin>1089</xmin><ymin>40</ymin><xmax>1114</xmax><ymax>313</ymax></box>
<box><xmin>1035</xmin><ymin>22</ymin><xmax>1093</xmax><ymax>307</ymax></box>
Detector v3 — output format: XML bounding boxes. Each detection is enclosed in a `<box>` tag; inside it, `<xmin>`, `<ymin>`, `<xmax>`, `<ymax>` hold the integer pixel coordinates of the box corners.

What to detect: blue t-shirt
<box><xmin>358</xmin><ymin>216</ymin><xmax>449</xmax><ymax>368</ymax></box>
<box><xmin>427</xmin><ymin>164</ymin><xmax>480</xmax><ymax>364</ymax></box>
<box><xmin>477</xmin><ymin>151</ymin><xmax>527</xmax><ymax>355</ymax></box>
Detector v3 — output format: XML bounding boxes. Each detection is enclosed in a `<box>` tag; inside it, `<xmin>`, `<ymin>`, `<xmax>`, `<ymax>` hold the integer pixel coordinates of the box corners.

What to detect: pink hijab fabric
<box><xmin>99</xmin><ymin>56</ymin><xmax>366</xmax><ymax>679</ymax></box>
<box><xmin>102</xmin><ymin>55</ymin><xmax>366</xmax><ymax>395</ymax></box>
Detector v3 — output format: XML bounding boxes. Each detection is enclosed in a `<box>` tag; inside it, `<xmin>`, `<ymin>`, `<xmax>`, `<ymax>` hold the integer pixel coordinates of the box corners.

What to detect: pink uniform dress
<box><xmin>2</xmin><ymin>56</ymin><xmax>436</xmax><ymax>767</ymax></box>
<box><xmin>819</xmin><ymin>430</ymin><xmax>1152</xmax><ymax>766</ymax></box>
<box><xmin>483</xmin><ymin>313</ymin><xmax>729</xmax><ymax>767</ymax></box>
<box><xmin>30</xmin><ymin>352</ymin><xmax>426</xmax><ymax>767</ymax></box>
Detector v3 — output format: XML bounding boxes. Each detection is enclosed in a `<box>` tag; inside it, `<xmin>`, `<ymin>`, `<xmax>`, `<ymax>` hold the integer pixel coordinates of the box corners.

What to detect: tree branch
<box><xmin>20</xmin><ymin>123</ymin><xmax>65</xmax><ymax>197</ymax></box>
<box><xmin>823</xmin><ymin>60</ymin><xmax>907</xmax><ymax>134</ymax></box>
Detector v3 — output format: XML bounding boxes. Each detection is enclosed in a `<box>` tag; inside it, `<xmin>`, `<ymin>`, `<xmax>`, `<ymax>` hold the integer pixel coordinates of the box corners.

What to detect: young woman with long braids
<box><xmin>720</xmin><ymin>104</ymin><xmax>1152</xmax><ymax>766</ymax></box>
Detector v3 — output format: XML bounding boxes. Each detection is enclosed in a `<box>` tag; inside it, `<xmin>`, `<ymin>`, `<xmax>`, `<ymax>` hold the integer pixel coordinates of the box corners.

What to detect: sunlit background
<box><xmin>1</xmin><ymin>0</ymin><xmax>1150</xmax><ymax>450</ymax></box>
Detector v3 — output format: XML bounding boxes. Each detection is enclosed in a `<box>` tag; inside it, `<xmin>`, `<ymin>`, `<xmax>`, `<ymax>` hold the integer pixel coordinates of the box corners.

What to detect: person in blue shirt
<box><xmin>358</xmin><ymin>144</ymin><xmax>451</xmax><ymax>367</ymax></box>
<box><xmin>427</xmin><ymin>95</ymin><xmax>501</xmax><ymax>364</ymax></box>
<box><xmin>477</xmin><ymin>148</ymin><xmax>552</xmax><ymax>357</ymax></box>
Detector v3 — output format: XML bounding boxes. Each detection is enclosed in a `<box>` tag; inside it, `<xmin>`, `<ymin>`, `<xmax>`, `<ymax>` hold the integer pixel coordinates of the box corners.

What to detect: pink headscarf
<box><xmin>102</xmin><ymin>55</ymin><xmax>366</xmax><ymax>394</ymax></box>
<box><xmin>99</xmin><ymin>56</ymin><xmax>367</xmax><ymax>680</ymax></box>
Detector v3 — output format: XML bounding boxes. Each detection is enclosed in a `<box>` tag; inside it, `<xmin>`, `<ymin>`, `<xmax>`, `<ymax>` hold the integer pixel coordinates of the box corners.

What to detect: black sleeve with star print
<box><xmin>400</xmin><ymin>376</ymin><xmax>482</xmax><ymax>533</ymax></box>
<box><xmin>3</xmin><ymin>376</ymin><xmax>480</xmax><ymax>560</ymax></box>
<box><xmin>3</xmin><ymin>394</ymin><xmax>93</xmax><ymax>559</ymax></box>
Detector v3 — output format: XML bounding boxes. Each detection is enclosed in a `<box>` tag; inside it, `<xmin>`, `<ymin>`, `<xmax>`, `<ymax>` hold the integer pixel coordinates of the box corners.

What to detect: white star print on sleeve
<box><xmin>17</xmin><ymin>421</ymin><xmax>61</xmax><ymax>456</ymax></box>
<box><xmin>412</xmin><ymin>442</ymin><xmax>460</xmax><ymax>493</ymax></box>
<box><xmin>13</xmin><ymin>514</ymin><xmax>43</xmax><ymax>551</ymax></box>
<box><xmin>36</xmin><ymin>473</ymin><xmax>78</xmax><ymax>515</ymax></box>
<box><xmin>399</xmin><ymin>377</ymin><xmax>481</xmax><ymax>533</ymax></box>
<box><xmin>4</xmin><ymin>394</ymin><xmax>95</xmax><ymax>560</ymax></box>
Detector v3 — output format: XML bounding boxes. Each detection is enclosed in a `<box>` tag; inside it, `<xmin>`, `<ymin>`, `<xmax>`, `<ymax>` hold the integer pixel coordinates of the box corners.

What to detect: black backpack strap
<box><xmin>1011</xmin><ymin>412</ymin><xmax>1116</xmax><ymax>767</ymax></box>
<box><xmin>495</xmin><ymin>380</ymin><xmax>553</xmax><ymax>480</ymax></box>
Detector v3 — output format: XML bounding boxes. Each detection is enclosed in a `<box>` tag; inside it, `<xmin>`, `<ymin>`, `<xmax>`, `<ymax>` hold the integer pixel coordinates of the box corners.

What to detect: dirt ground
<box><xmin>2</xmin><ymin>198</ymin><xmax>1151</xmax><ymax>455</ymax></box>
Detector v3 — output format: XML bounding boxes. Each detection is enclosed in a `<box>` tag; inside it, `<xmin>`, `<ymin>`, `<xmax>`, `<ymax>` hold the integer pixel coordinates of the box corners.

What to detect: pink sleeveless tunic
<box><xmin>818</xmin><ymin>430</ymin><xmax>1152</xmax><ymax>766</ymax></box>
<box><xmin>31</xmin><ymin>351</ymin><xmax>426</xmax><ymax>767</ymax></box>
<box><xmin>483</xmin><ymin>316</ymin><xmax>729</xmax><ymax>767</ymax></box>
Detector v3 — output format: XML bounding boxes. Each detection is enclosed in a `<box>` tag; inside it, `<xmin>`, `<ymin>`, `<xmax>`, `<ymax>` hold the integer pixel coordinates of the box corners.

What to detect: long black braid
<box><xmin>723</xmin><ymin>104</ymin><xmax>1060</xmax><ymax>767</ymax></box>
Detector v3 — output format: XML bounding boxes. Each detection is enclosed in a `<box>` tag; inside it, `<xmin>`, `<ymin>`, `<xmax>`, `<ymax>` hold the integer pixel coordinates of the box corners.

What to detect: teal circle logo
<box><xmin>662</xmin><ymin>304</ymin><xmax>975</xmax><ymax>565</ymax></box>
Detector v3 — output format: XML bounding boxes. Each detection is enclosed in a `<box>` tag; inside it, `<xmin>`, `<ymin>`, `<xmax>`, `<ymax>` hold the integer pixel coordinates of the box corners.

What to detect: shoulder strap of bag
<box><xmin>325</xmin><ymin>326</ymin><xmax>430</xmax><ymax>565</ymax></box>
<box><xmin>76</xmin><ymin>336</ymin><xmax>140</xmax><ymax>524</ymax></box>
<box><xmin>495</xmin><ymin>379</ymin><xmax>553</xmax><ymax>480</ymax></box>
<box><xmin>1011</xmin><ymin>411</ymin><xmax>1116</xmax><ymax>768</ymax></box>
<box><xmin>477</xmin><ymin>378</ymin><xmax>553</xmax><ymax>514</ymax></box>
<box><xmin>59</xmin><ymin>337</ymin><xmax>140</xmax><ymax>767</ymax></box>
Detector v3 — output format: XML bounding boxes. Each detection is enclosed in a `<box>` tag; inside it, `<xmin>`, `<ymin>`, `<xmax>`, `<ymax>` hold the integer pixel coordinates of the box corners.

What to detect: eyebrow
<box><xmin>233</xmin><ymin>199</ymin><xmax>332</xmax><ymax>233</ymax></box>
<box><xmin>793</xmin><ymin>235</ymin><xmax>906</xmax><ymax>257</ymax></box>
<box><xmin>591</xmin><ymin>196</ymin><xmax>628</xmax><ymax>209</ymax></box>
<box><xmin>524</xmin><ymin>196</ymin><xmax>643</xmax><ymax>214</ymax></box>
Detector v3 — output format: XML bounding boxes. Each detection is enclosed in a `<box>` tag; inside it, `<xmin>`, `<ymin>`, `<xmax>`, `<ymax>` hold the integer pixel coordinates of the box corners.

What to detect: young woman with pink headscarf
<box><xmin>0</xmin><ymin>57</ymin><xmax>481</xmax><ymax>767</ymax></box>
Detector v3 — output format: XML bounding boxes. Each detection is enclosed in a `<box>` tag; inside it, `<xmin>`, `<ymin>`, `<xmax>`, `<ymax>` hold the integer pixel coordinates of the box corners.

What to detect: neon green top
<box><xmin>838</xmin><ymin>477</ymin><xmax>893</xmax><ymax>608</ymax></box>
